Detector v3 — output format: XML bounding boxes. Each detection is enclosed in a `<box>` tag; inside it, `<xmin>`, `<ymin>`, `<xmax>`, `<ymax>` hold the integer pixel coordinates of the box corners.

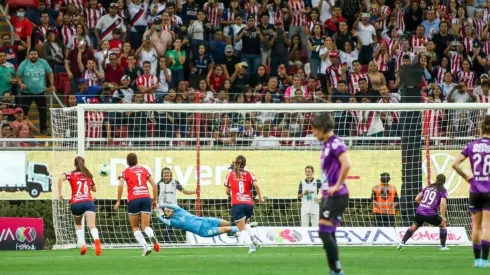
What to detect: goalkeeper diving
<box><xmin>155</xmin><ymin>204</ymin><xmax>256</xmax><ymax>237</ymax></box>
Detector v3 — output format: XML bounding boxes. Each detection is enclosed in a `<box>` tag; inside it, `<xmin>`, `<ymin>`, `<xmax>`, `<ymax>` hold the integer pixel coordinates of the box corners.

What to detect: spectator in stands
<box><xmin>5</xmin><ymin>5</ymin><xmax>33</xmax><ymax>54</ymax></box>
<box><xmin>82</xmin><ymin>60</ymin><xmax>104</xmax><ymax>87</ymax></box>
<box><xmin>124</xmin><ymin>54</ymin><xmax>144</xmax><ymax>90</ymax></box>
<box><xmin>190</xmin><ymin>44</ymin><xmax>214</xmax><ymax>86</ymax></box>
<box><xmin>251</xmin><ymin>124</ymin><xmax>280</xmax><ymax>147</ymax></box>
<box><xmin>42</xmin><ymin>30</ymin><xmax>66</xmax><ymax>72</ymax></box>
<box><xmin>68</xmin><ymin>23</ymin><xmax>92</xmax><ymax>51</ymax></box>
<box><xmin>0</xmin><ymin>111</ymin><xmax>6</xmax><ymax>125</ymax></box>
<box><xmin>354</xmin><ymin>12</ymin><xmax>376</xmax><ymax>65</ymax></box>
<box><xmin>474</xmin><ymin>74</ymin><xmax>489</xmax><ymax>97</ymax></box>
<box><xmin>0</xmin><ymin>123</ymin><xmax>17</xmax><ymax>147</ymax></box>
<box><xmin>166</xmin><ymin>39</ymin><xmax>186</xmax><ymax>89</ymax></box>
<box><xmin>136</xmin><ymin>36</ymin><xmax>159</xmax><ymax>75</ymax></box>
<box><xmin>104</xmin><ymin>53</ymin><xmax>125</xmax><ymax>85</ymax></box>
<box><xmin>0</xmin><ymin>52</ymin><xmax>16</xmax><ymax>95</ymax></box>
<box><xmin>123</xmin><ymin>93</ymin><xmax>149</xmax><ymax>146</ymax></box>
<box><xmin>65</xmin><ymin>39</ymin><xmax>95</xmax><ymax>94</ymax></box>
<box><xmin>1</xmin><ymin>34</ymin><xmax>25</xmax><ymax>71</ymax></box>
<box><xmin>113</xmin><ymin>75</ymin><xmax>135</xmax><ymax>104</ymax></box>
<box><xmin>188</xmin><ymin>10</ymin><xmax>212</xmax><ymax>57</ymax></box>
<box><xmin>236</xmin><ymin>15</ymin><xmax>264</xmax><ymax>76</ymax></box>
<box><xmin>288</xmin><ymin>35</ymin><xmax>304</xmax><ymax>68</ymax></box>
<box><xmin>16</xmin><ymin>49</ymin><xmax>53</xmax><ymax>135</ymax></box>
<box><xmin>0</xmin><ymin>91</ymin><xmax>17</xmax><ymax>121</ymax></box>
<box><xmin>84</xmin><ymin>0</ymin><xmax>106</xmax><ymax>48</ymax></box>
<box><xmin>210</xmin><ymin>29</ymin><xmax>226</xmax><ymax>65</ymax></box>
<box><xmin>231</xmin><ymin>62</ymin><xmax>249</xmax><ymax>94</ymax></box>
<box><xmin>223</xmin><ymin>45</ymin><xmax>240</xmax><ymax>76</ymax></box>
<box><xmin>27</xmin><ymin>1</ymin><xmax>59</xmax><ymax>26</ymax></box>
<box><xmin>143</xmin><ymin>17</ymin><xmax>172</xmax><ymax>57</ymax></box>
<box><xmin>136</xmin><ymin>61</ymin><xmax>159</xmax><ymax>103</ymax></box>
<box><xmin>75</xmin><ymin>78</ymin><xmax>101</xmax><ymax>104</ymax></box>
<box><xmin>10</xmin><ymin>107</ymin><xmax>39</xmax><ymax>139</ymax></box>
<box><xmin>34</xmin><ymin>11</ymin><xmax>58</xmax><ymax>53</ymax></box>
<box><xmin>371</xmin><ymin>172</ymin><xmax>399</xmax><ymax>227</ymax></box>
<box><xmin>95</xmin><ymin>2</ymin><xmax>127</xmax><ymax>44</ymax></box>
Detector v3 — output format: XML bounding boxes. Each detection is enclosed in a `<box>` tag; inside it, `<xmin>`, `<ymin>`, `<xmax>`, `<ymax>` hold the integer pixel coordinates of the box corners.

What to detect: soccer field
<box><xmin>0</xmin><ymin>246</ymin><xmax>486</xmax><ymax>275</ymax></box>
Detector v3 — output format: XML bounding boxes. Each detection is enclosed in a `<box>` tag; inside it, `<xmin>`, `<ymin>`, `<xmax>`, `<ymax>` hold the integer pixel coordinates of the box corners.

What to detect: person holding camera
<box><xmin>235</xmin><ymin>15</ymin><xmax>265</xmax><ymax>76</ymax></box>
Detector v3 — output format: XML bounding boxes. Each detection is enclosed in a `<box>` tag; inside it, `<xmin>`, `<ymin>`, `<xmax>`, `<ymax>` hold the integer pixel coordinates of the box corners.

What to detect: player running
<box><xmin>311</xmin><ymin>112</ymin><xmax>351</xmax><ymax>275</ymax></box>
<box><xmin>452</xmin><ymin>114</ymin><xmax>490</xmax><ymax>268</ymax></box>
<box><xmin>225</xmin><ymin>155</ymin><xmax>264</xmax><ymax>253</ymax></box>
<box><xmin>57</xmin><ymin>156</ymin><xmax>101</xmax><ymax>256</ymax></box>
<box><xmin>114</xmin><ymin>153</ymin><xmax>160</xmax><ymax>256</ymax></box>
<box><xmin>397</xmin><ymin>174</ymin><xmax>449</xmax><ymax>251</ymax></box>
<box><xmin>155</xmin><ymin>203</ymin><xmax>245</xmax><ymax>237</ymax></box>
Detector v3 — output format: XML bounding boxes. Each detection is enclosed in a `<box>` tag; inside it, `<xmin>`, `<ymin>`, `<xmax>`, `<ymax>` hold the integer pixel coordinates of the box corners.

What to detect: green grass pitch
<box><xmin>0</xmin><ymin>246</ymin><xmax>487</xmax><ymax>275</ymax></box>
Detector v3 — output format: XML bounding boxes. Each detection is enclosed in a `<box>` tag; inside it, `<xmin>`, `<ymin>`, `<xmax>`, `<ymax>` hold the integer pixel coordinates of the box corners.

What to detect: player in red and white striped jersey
<box><xmin>478</xmin><ymin>82</ymin><xmax>490</xmax><ymax>103</ymax></box>
<box><xmin>349</xmin><ymin>61</ymin><xmax>368</xmax><ymax>95</ymax></box>
<box><xmin>326</xmin><ymin>51</ymin><xmax>347</xmax><ymax>93</ymax></box>
<box><xmin>82</xmin><ymin>60</ymin><xmax>103</xmax><ymax>87</ymax></box>
<box><xmin>376</xmin><ymin>4</ymin><xmax>391</xmax><ymax>30</ymax></box>
<box><xmin>63</xmin><ymin>0</ymin><xmax>85</xmax><ymax>12</ymax></box>
<box><xmin>203</xmin><ymin>0</ymin><xmax>223</xmax><ymax>27</ymax></box>
<box><xmin>461</xmin><ymin>26</ymin><xmax>475</xmax><ymax>52</ymax></box>
<box><xmin>83</xmin><ymin>0</ymin><xmax>105</xmax><ymax>31</ymax></box>
<box><xmin>136</xmin><ymin>61</ymin><xmax>159</xmax><ymax>103</ymax></box>
<box><xmin>85</xmin><ymin>98</ymin><xmax>112</xmax><ymax>142</ymax></box>
<box><xmin>394</xmin><ymin>39</ymin><xmax>414</xmax><ymax>70</ymax></box>
<box><xmin>448</xmin><ymin>42</ymin><xmax>467</xmax><ymax>75</ymax></box>
<box><xmin>392</xmin><ymin>0</ymin><xmax>405</xmax><ymax>31</ymax></box>
<box><xmin>244</xmin><ymin>0</ymin><xmax>262</xmax><ymax>25</ymax></box>
<box><xmin>471</xmin><ymin>9</ymin><xmax>486</xmax><ymax>38</ymax></box>
<box><xmin>373</xmin><ymin>42</ymin><xmax>390</xmax><ymax>73</ymax></box>
<box><xmin>58</xmin><ymin>156</ymin><xmax>101</xmax><ymax>256</ymax></box>
<box><xmin>378</xmin><ymin>85</ymin><xmax>400</xmax><ymax>137</ymax></box>
<box><xmin>457</xmin><ymin>60</ymin><xmax>477</xmax><ymax>90</ymax></box>
<box><xmin>60</xmin><ymin>15</ymin><xmax>77</xmax><ymax>47</ymax></box>
<box><xmin>288</xmin><ymin>0</ymin><xmax>308</xmax><ymax>55</ymax></box>
<box><xmin>411</xmin><ymin>26</ymin><xmax>428</xmax><ymax>54</ymax></box>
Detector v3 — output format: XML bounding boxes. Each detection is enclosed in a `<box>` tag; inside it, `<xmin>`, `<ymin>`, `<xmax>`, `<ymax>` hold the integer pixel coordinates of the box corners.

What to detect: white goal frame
<box><xmin>50</xmin><ymin>103</ymin><xmax>484</xmax><ymax>249</ymax></box>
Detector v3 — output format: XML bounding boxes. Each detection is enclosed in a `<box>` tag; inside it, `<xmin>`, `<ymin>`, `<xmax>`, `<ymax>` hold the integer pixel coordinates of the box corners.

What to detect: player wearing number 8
<box><xmin>452</xmin><ymin>114</ymin><xmax>490</xmax><ymax>268</ymax></box>
<box><xmin>224</xmin><ymin>155</ymin><xmax>264</xmax><ymax>254</ymax></box>
<box><xmin>57</xmin><ymin>156</ymin><xmax>101</xmax><ymax>256</ymax></box>
<box><xmin>397</xmin><ymin>174</ymin><xmax>448</xmax><ymax>251</ymax></box>
<box><xmin>114</xmin><ymin>153</ymin><xmax>160</xmax><ymax>256</ymax></box>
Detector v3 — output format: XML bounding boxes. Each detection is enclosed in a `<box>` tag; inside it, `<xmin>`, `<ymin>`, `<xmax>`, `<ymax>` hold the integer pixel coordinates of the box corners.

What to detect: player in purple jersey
<box><xmin>397</xmin><ymin>174</ymin><xmax>448</xmax><ymax>251</ymax></box>
<box><xmin>312</xmin><ymin>112</ymin><xmax>351</xmax><ymax>275</ymax></box>
<box><xmin>452</xmin><ymin>114</ymin><xmax>490</xmax><ymax>268</ymax></box>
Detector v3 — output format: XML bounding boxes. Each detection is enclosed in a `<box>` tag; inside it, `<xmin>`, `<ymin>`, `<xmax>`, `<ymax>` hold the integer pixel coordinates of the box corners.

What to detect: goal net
<box><xmin>50</xmin><ymin>103</ymin><xmax>483</xmax><ymax>249</ymax></box>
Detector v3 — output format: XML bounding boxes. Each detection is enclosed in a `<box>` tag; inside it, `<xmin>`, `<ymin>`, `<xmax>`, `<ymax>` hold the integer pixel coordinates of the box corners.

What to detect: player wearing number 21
<box><xmin>58</xmin><ymin>156</ymin><xmax>101</xmax><ymax>256</ymax></box>
<box><xmin>452</xmin><ymin>114</ymin><xmax>490</xmax><ymax>268</ymax></box>
<box><xmin>397</xmin><ymin>174</ymin><xmax>448</xmax><ymax>251</ymax></box>
<box><xmin>311</xmin><ymin>112</ymin><xmax>351</xmax><ymax>275</ymax></box>
<box><xmin>224</xmin><ymin>155</ymin><xmax>264</xmax><ymax>254</ymax></box>
<box><xmin>114</xmin><ymin>153</ymin><xmax>161</xmax><ymax>256</ymax></box>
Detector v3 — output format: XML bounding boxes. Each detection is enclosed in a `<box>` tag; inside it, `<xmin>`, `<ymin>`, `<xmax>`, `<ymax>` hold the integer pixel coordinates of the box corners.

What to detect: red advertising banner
<box><xmin>0</xmin><ymin>218</ymin><xmax>44</xmax><ymax>250</ymax></box>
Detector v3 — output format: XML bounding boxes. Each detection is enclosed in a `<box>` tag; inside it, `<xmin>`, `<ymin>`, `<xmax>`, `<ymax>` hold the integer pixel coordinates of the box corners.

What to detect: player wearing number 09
<box><xmin>312</xmin><ymin>112</ymin><xmax>351</xmax><ymax>275</ymax></box>
<box><xmin>452</xmin><ymin>114</ymin><xmax>490</xmax><ymax>268</ymax></box>
<box><xmin>225</xmin><ymin>155</ymin><xmax>265</xmax><ymax>254</ymax></box>
<box><xmin>155</xmin><ymin>204</ymin><xmax>241</xmax><ymax>237</ymax></box>
<box><xmin>114</xmin><ymin>153</ymin><xmax>160</xmax><ymax>256</ymax></box>
<box><xmin>57</xmin><ymin>156</ymin><xmax>101</xmax><ymax>256</ymax></box>
<box><xmin>397</xmin><ymin>174</ymin><xmax>449</xmax><ymax>251</ymax></box>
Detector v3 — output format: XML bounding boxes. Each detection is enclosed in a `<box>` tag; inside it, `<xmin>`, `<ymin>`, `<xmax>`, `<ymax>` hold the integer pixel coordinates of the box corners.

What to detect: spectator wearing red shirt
<box><xmin>6</xmin><ymin>5</ymin><xmax>33</xmax><ymax>53</ymax></box>
<box><xmin>0</xmin><ymin>34</ymin><xmax>26</xmax><ymax>70</ymax></box>
<box><xmin>104</xmin><ymin>53</ymin><xmax>125</xmax><ymax>85</ymax></box>
<box><xmin>324</xmin><ymin>6</ymin><xmax>345</xmax><ymax>37</ymax></box>
<box><xmin>136</xmin><ymin>61</ymin><xmax>159</xmax><ymax>103</ymax></box>
<box><xmin>109</xmin><ymin>28</ymin><xmax>123</xmax><ymax>56</ymax></box>
<box><xmin>208</xmin><ymin>65</ymin><xmax>229</xmax><ymax>93</ymax></box>
<box><xmin>65</xmin><ymin>40</ymin><xmax>95</xmax><ymax>94</ymax></box>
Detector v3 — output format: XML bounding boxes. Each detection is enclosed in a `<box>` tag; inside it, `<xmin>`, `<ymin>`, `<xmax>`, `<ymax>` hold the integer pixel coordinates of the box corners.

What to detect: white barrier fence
<box><xmin>186</xmin><ymin>227</ymin><xmax>470</xmax><ymax>246</ymax></box>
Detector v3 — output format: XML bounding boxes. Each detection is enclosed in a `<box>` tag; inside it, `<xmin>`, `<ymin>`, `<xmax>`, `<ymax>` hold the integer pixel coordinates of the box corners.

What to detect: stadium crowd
<box><xmin>0</xmin><ymin>0</ymin><xmax>489</xmax><ymax>146</ymax></box>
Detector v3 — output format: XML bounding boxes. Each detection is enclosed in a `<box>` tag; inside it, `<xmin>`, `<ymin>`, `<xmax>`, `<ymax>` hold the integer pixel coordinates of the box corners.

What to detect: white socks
<box><xmin>90</xmin><ymin>228</ymin><xmax>99</xmax><ymax>240</ymax></box>
<box><xmin>241</xmin><ymin>230</ymin><xmax>253</xmax><ymax>245</ymax></box>
<box><xmin>76</xmin><ymin>229</ymin><xmax>86</xmax><ymax>246</ymax></box>
<box><xmin>134</xmin><ymin>230</ymin><xmax>148</xmax><ymax>249</ymax></box>
<box><xmin>144</xmin><ymin>227</ymin><xmax>155</xmax><ymax>239</ymax></box>
<box><xmin>245</xmin><ymin>224</ymin><xmax>256</xmax><ymax>240</ymax></box>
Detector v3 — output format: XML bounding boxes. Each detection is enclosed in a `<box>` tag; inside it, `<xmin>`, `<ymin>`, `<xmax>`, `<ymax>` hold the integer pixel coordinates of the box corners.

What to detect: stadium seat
<box><xmin>56</xmin><ymin>73</ymin><xmax>69</xmax><ymax>92</ymax></box>
<box><xmin>64</xmin><ymin>80</ymin><xmax>72</xmax><ymax>95</ymax></box>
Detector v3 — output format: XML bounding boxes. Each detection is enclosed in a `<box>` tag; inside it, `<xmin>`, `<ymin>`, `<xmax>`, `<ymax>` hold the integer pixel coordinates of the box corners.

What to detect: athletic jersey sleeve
<box><xmin>157</xmin><ymin>215</ymin><xmax>171</xmax><ymax>226</ymax></box>
<box><xmin>224</xmin><ymin>171</ymin><xmax>232</xmax><ymax>187</ymax></box>
<box><xmin>175</xmin><ymin>180</ymin><xmax>183</xmax><ymax>191</ymax></box>
<box><xmin>298</xmin><ymin>183</ymin><xmax>303</xmax><ymax>194</ymax></box>
<box><xmin>461</xmin><ymin>143</ymin><xmax>470</xmax><ymax>157</ymax></box>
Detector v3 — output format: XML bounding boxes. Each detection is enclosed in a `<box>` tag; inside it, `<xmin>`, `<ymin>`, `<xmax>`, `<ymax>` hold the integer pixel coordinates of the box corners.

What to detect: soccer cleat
<box><xmin>481</xmin><ymin>259</ymin><xmax>489</xmax><ymax>268</ymax></box>
<box><xmin>94</xmin><ymin>239</ymin><xmax>102</xmax><ymax>256</ymax></box>
<box><xmin>396</xmin><ymin>243</ymin><xmax>404</xmax><ymax>251</ymax></box>
<box><xmin>248</xmin><ymin>244</ymin><xmax>257</xmax><ymax>254</ymax></box>
<box><xmin>474</xmin><ymin>259</ymin><xmax>483</xmax><ymax>268</ymax></box>
<box><xmin>142</xmin><ymin>247</ymin><xmax>152</xmax><ymax>256</ymax></box>
<box><xmin>80</xmin><ymin>245</ymin><xmax>87</xmax><ymax>255</ymax></box>
<box><xmin>251</xmin><ymin>237</ymin><xmax>261</xmax><ymax>250</ymax></box>
<box><xmin>329</xmin><ymin>271</ymin><xmax>345</xmax><ymax>275</ymax></box>
<box><xmin>439</xmin><ymin>246</ymin><xmax>449</xmax><ymax>251</ymax></box>
<box><xmin>249</xmin><ymin>222</ymin><xmax>259</xmax><ymax>228</ymax></box>
<box><xmin>234</xmin><ymin>231</ymin><xmax>241</xmax><ymax>238</ymax></box>
<box><xmin>151</xmin><ymin>237</ymin><xmax>160</xmax><ymax>253</ymax></box>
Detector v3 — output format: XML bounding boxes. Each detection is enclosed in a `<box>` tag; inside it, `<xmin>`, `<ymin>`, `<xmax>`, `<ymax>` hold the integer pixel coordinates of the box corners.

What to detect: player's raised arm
<box><xmin>452</xmin><ymin>153</ymin><xmax>471</xmax><ymax>182</ymax></box>
<box><xmin>57</xmin><ymin>174</ymin><xmax>67</xmax><ymax>200</ymax></box>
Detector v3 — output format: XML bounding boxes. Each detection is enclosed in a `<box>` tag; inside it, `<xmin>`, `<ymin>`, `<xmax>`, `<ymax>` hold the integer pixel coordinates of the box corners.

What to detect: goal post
<box><xmin>50</xmin><ymin>103</ymin><xmax>484</xmax><ymax>249</ymax></box>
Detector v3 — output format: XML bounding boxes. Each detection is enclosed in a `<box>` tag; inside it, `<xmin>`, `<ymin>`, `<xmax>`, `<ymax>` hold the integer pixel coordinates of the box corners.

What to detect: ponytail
<box><xmin>234</xmin><ymin>155</ymin><xmax>247</xmax><ymax>178</ymax></box>
<box><xmin>75</xmin><ymin>156</ymin><xmax>93</xmax><ymax>179</ymax></box>
<box><xmin>430</xmin><ymin>174</ymin><xmax>446</xmax><ymax>192</ymax></box>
